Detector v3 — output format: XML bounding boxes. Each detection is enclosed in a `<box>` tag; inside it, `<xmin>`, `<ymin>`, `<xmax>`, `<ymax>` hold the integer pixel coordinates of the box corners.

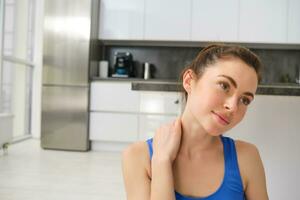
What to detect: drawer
<box><xmin>139</xmin><ymin>92</ymin><xmax>183</xmax><ymax>115</ymax></box>
<box><xmin>90</xmin><ymin>82</ymin><xmax>140</xmax><ymax>112</ymax></box>
<box><xmin>89</xmin><ymin>112</ymin><xmax>138</xmax><ymax>142</ymax></box>
<box><xmin>138</xmin><ymin>114</ymin><xmax>177</xmax><ymax>141</ymax></box>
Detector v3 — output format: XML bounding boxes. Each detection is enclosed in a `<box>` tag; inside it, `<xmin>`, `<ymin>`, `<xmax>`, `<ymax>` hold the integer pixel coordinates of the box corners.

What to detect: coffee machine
<box><xmin>112</xmin><ymin>52</ymin><xmax>135</xmax><ymax>78</ymax></box>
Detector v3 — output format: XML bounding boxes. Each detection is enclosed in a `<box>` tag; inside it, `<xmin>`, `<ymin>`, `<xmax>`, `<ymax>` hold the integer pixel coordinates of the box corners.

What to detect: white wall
<box><xmin>30</xmin><ymin>0</ymin><xmax>44</xmax><ymax>139</ymax></box>
<box><xmin>0</xmin><ymin>0</ymin><xmax>3</xmax><ymax>96</ymax></box>
<box><xmin>12</xmin><ymin>0</ymin><xmax>29</xmax><ymax>138</ymax></box>
<box><xmin>227</xmin><ymin>95</ymin><xmax>300</xmax><ymax>200</ymax></box>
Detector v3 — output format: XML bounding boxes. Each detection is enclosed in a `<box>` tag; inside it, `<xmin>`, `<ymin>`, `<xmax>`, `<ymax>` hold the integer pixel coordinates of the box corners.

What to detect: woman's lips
<box><xmin>212</xmin><ymin>111</ymin><xmax>230</xmax><ymax>125</ymax></box>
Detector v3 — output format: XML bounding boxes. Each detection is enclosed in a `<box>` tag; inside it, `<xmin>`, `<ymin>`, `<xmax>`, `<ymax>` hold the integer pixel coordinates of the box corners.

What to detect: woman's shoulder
<box><xmin>123</xmin><ymin>141</ymin><xmax>150</xmax><ymax>159</ymax></box>
<box><xmin>234</xmin><ymin>139</ymin><xmax>264</xmax><ymax>189</ymax></box>
<box><xmin>234</xmin><ymin>139</ymin><xmax>261</xmax><ymax>163</ymax></box>
<box><xmin>122</xmin><ymin>141</ymin><xmax>152</xmax><ymax>177</ymax></box>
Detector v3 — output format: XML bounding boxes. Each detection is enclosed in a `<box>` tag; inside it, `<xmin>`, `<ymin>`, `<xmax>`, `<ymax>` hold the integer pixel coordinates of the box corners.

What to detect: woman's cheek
<box><xmin>232</xmin><ymin>108</ymin><xmax>247</xmax><ymax>126</ymax></box>
<box><xmin>208</xmin><ymin>91</ymin><xmax>225</xmax><ymax>106</ymax></box>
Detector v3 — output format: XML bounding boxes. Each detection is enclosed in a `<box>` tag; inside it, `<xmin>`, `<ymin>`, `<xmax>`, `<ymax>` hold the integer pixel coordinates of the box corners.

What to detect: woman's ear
<box><xmin>182</xmin><ymin>69</ymin><xmax>195</xmax><ymax>94</ymax></box>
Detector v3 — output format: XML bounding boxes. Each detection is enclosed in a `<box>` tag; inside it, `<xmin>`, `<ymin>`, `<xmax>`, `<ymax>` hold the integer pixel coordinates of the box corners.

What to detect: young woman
<box><xmin>122</xmin><ymin>44</ymin><xmax>269</xmax><ymax>200</ymax></box>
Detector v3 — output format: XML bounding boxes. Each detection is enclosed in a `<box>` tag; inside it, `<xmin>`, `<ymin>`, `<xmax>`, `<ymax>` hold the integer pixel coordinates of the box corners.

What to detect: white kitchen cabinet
<box><xmin>139</xmin><ymin>114</ymin><xmax>177</xmax><ymax>140</ymax></box>
<box><xmin>89</xmin><ymin>82</ymin><xmax>184</xmax><ymax>144</ymax></box>
<box><xmin>287</xmin><ymin>0</ymin><xmax>300</xmax><ymax>44</ymax></box>
<box><xmin>98</xmin><ymin>0</ymin><xmax>144</xmax><ymax>40</ymax></box>
<box><xmin>90</xmin><ymin>81</ymin><xmax>140</xmax><ymax>112</ymax></box>
<box><xmin>98</xmin><ymin>0</ymin><xmax>298</xmax><ymax>45</ymax></box>
<box><xmin>144</xmin><ymin>0</ymin><xmax>191</xmax><ymax>40</ymax></box>
<box><xmin>89</xmin><ymin>81</ymin><xmax>140</xmax><ymax>143</ymax></box>
<box><xmin>191</xmin><ymin>0</ymin><xmax>239</xmax><ymax>42</ymax></box>
<box><xmin>239</xmin><ymin>0</ymin><xmax>287</xmax><ymax>43</ymax></box>
<box><xmin>139</xmin><ymin>91</ymin><xmax>183</xmax><ymax>115</ymax></box>
<box><xmin>138</xmin><ymin>91</ymin><xmax>183</xmax><ymax>141</ymax></box>
<box><xmin>90</xmin><ymin>112</ymin><xmax>138</xmax><ymax>142</ymax></box>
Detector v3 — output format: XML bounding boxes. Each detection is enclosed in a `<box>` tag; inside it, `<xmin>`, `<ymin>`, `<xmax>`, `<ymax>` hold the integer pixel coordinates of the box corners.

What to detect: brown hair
<box><xmin>180</xmin><ymin>44</ymin><xmax>263</xmax><ymax>100</ymax></box>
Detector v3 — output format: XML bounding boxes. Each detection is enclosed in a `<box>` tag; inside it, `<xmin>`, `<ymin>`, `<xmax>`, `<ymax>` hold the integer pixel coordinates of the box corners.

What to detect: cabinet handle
<box><xmin>174</xmin><ymin>99</ymin><xmax>179</xmax><ymax>104</ymax></box>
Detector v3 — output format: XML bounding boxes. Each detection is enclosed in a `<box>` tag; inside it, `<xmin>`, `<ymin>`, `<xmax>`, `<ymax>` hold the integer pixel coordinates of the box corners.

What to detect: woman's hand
<box><xmin>152</xmin><ymin>117</ymin><xmax>182</xmax><ymax>163</ymax></box>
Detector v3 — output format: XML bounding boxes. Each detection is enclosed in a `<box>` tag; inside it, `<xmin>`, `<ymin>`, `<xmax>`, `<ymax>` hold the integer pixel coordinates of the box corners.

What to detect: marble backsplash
<box><xmin>104</xmin><ymin>46</ymin><xmax>300</xmax><ymax>84</ymax></box>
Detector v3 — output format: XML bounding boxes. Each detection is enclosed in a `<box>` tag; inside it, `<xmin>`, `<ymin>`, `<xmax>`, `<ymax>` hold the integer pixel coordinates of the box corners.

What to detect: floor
<box><xmin>0</xmin><ymin>139</ymin><xmax>126</xmax><ymax>200</ymax></box>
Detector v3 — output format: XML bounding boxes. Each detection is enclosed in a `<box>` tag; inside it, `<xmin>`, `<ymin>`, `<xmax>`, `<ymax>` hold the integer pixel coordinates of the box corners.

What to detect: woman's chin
<box><xmin>208</xmin><ymin>131</ymin><xmax>224</xmax><ymax>137</ymax></box>
<box><xmin>204</xmin><ymin>125</ymin><xmax>227</xmax><ymax>137</ymax></box>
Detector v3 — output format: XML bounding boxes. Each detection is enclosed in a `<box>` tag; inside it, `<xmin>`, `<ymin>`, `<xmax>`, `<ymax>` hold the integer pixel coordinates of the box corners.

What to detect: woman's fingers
<box><xmin>152</xmin><ymin>117</ymin><xmax>183</xmax><ymax>163</ymax></box>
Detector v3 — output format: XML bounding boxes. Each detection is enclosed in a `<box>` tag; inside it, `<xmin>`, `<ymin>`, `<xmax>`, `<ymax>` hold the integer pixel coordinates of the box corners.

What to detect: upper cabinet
<box><xmin>287</xmin><ymin>0</ymin><xmax>300</xmax><ymax>44</ymax></box>
<box><xmin>239</xmin><ymin>0</ymin><xmax>287</xmax><ymax>43</ymax></box>
<box><xmin>98</xmin><ymin>0</ymin><xmax>300</xmax><ymax>45</ymax></box>
<box><xmin>144</xmin><ymin>0</ymin><xmax>191</xmax><ymax>40</ymax></box>
<box><xmin>191</xmin><ymin>0</ymin><xmax>239</xmax><ymax>42</ymax></box>
<box><xmin>99</xmin><ymin>0</ymin><xmax>144</xmax><ymax>40</ymax></box>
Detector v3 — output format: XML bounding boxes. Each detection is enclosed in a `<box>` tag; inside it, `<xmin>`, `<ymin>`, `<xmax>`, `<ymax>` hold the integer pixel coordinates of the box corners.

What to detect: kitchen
<box><xmin>1</xmin><ymin>0</ymin><xmax>300</xmax><ymax>199</ymax></box>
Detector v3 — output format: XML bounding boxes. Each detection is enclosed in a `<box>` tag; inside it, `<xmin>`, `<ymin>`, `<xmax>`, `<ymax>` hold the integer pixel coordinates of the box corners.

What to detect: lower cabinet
<box><xmin>138</xmin><ymin>91</ymin><xmax>182</xmax><ymax>141</ymax></box>
<box><xmin>89</xmin><ymin>112</ymin><xmax>138</xmax><ymax>142</ymax></box>
<box><xmin>89</xmin><ymin>81</ymin><xmax>183</xmax><ymax>144</ymax></box>
<box><xmin>139</xmin><ymin>92</ymin><xmax>182</xmax><ymax>115</ymax></box>
<box><xmin>138</xmin><ymin>114</ymin><xmax>177</xmax><ymax>141</ymax></box>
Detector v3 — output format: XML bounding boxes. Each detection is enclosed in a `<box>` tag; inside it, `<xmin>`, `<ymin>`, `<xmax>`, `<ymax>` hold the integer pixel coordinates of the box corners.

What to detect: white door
<box><xmin>144</xmin><ymin>0</ymin><xmax>191</xmax><ymax>40</ymax></box>
<box><xmin>99</xmin><ymin>0</ymin><xmax>144</xmax><ymax>40</ymax></box>
<box><xmin>191</xmin><ymin>0</ymin><xmax>239</xmax><ymax>42</ymax></box>
<box><xmin>139</xmin><ymin>114</ymin><xmax>177</xmax><ymax>140</ymax></box>
<box><xmin>287</xmin><ymin>0</ymin><xmax>300</xmax><ymax>44</ymax></box>
<box><xmin>90</xmin><ymin>112</ymin><xmax>138</xmax><ymax>142</ymax></box>
<box><xmin>239</xmin><ymin>0</ymin><xmax>287</xmax><ymax>43</ymax></box>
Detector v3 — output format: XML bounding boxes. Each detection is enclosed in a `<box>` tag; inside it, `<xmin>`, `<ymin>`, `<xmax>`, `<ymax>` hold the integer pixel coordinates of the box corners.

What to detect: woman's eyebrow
<box><xmin>217</xmin><ymin>74</ymin><xmax>254</xmax><ymax>98</ymax></box>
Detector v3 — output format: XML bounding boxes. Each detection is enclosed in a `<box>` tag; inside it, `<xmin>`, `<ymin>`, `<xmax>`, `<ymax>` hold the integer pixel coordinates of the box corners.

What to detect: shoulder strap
<box><xmin>146</xmin><ymin>138</ymin><xmax>153</xmax><ymax>159</ymax></box>
<box><xmin>221</xmin><ymin>136</ymin><xmax>244</xmax><ymax>191</ymax></box>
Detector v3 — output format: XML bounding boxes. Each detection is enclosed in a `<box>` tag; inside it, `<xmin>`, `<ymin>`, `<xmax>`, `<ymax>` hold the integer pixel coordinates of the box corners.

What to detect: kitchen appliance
<box><xmin>296</xmin><ymin>65</ymin><xmax>300</xmax><ymax>84</ymax></box>
<box><xmin>143</xmin><ymin>62</ymin><xmax>151</xmax><ymax>80</ymax></box>
<box><xmin>99</xmin><ymin>60</ymin><xmax>109</xmax><ymax>78</ymax></box>
<box><xmin>112</xmin><ymin>52</ymin><xmax>134</xmax><ymax>78</ymax></box>
<box><xmin>41</xmin><ymin>0</ymin><xmax>99</xmax><ymax>151</ymax></box>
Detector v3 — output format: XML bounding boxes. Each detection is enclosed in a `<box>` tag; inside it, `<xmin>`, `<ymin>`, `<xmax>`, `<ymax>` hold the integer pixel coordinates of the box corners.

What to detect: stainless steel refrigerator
<box><xmin>41</xmin><ymin>0</ymin><xmax>99</xmax><ymax>151</ymax></box>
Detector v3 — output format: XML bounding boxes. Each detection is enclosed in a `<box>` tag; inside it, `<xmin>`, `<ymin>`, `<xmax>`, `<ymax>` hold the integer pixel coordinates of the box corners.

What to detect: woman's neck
<box><xmin>179</xmin><ymin>107</ymin><xmax>220</xmax><ymax>159</ymax></box>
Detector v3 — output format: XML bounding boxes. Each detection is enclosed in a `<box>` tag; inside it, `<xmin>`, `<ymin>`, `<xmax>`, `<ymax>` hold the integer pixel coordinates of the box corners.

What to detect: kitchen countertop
<box><xmin>92</xmin><ymin>77</ymin><xmax>176</xmax><ymax>82</ymax></box>
<box><xmin>91</xmin><ymin>77</ymin><xmax>300</xmax><ymax>96</ymax></box>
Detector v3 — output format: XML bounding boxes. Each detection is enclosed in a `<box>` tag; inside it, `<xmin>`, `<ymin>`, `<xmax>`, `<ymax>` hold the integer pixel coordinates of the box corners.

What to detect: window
<box><xmin>1</xmin><ymin>0</ymin><xmax>36</xmax><ymax>140</ymax></box>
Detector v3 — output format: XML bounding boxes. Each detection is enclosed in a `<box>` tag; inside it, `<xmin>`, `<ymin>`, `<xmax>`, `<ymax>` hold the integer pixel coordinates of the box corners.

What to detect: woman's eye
<box><xmin>219</xmin><ymin>82</ymin><xmax>230</xmax><ymax>91</ymax></box>
<box><xmin>240</xmin><ymin>97</ymin><xmax>251</xmax><ymax>106</ymax></box>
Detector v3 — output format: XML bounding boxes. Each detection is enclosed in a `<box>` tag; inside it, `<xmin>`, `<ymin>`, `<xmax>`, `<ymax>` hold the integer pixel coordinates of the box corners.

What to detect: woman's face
<box><xmin>185</xmin><ymin>57</ymin><xmax>258</xmax><ymax>136</ymax></box>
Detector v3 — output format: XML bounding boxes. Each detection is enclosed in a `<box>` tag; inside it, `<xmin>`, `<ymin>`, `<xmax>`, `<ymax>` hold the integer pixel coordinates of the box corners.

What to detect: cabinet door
<box><xmin>89</xmin><ymin>112</ymin><xmax>138</xmax><ymax>142</ymax></box>
<box><xmin>239</xmin><ymin>0</ymin><xmax>287</xmax><ymax>43</ymax></box>
<box><xmin>99</xmin><ymin>0</ymin><xmax>144</xmax><ymax>40</ymax></box>
<box><xmin>144</xmin><ymin>0</ymin><xmax>191</xmax><ymax>40</ymax></box>
<box><xmin>191</xmin><ymin>0</ymin><xmax>239</xmax><ymax>42</ymax></box>
<box><xmin>90</xmin><ymin>82</ymin><xmax>140</xmax><ymax>112</ymax></box>
<box><xmin>139</xmin><ymin>92</ymin><xmax>183</xmax><ymax>115</ymax></box>
<box><xmin>139</xmin><ymin>114</ymin><xmax>177</xmax><ymax>140</ymax></box>
<box><xmin>288</xmin><ymin>0</ymin><xmax>300</xmax><ymax>44</ymax></box>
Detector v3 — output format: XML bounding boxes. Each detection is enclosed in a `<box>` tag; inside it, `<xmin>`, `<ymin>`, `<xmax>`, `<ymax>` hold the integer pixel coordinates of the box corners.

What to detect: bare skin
<box><xmin>122</xmin><ymin>57</ymin><xmax>269</xmax><ymax>200</ymax></box>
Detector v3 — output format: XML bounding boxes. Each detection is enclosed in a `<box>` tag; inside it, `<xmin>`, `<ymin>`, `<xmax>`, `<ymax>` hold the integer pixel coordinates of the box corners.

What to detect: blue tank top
<box><xmin>146</xmin><ymin>136</ymin><xmax>245</xmax><ymax>200</ymax></box>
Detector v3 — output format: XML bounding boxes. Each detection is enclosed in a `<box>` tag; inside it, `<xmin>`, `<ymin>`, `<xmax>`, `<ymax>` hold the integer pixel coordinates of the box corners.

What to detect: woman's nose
<box><xmin>224</xmin><ymin>97</ymin><xmax>238</xmax><ymax>113</ymax></box>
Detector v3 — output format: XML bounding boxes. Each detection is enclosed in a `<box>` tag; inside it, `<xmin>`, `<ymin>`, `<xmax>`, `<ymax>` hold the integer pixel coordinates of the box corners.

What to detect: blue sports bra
<box><xmin>146</xmin><ymin>136</ymin><xmax>245</xmax><ymax>200</ymax></box>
